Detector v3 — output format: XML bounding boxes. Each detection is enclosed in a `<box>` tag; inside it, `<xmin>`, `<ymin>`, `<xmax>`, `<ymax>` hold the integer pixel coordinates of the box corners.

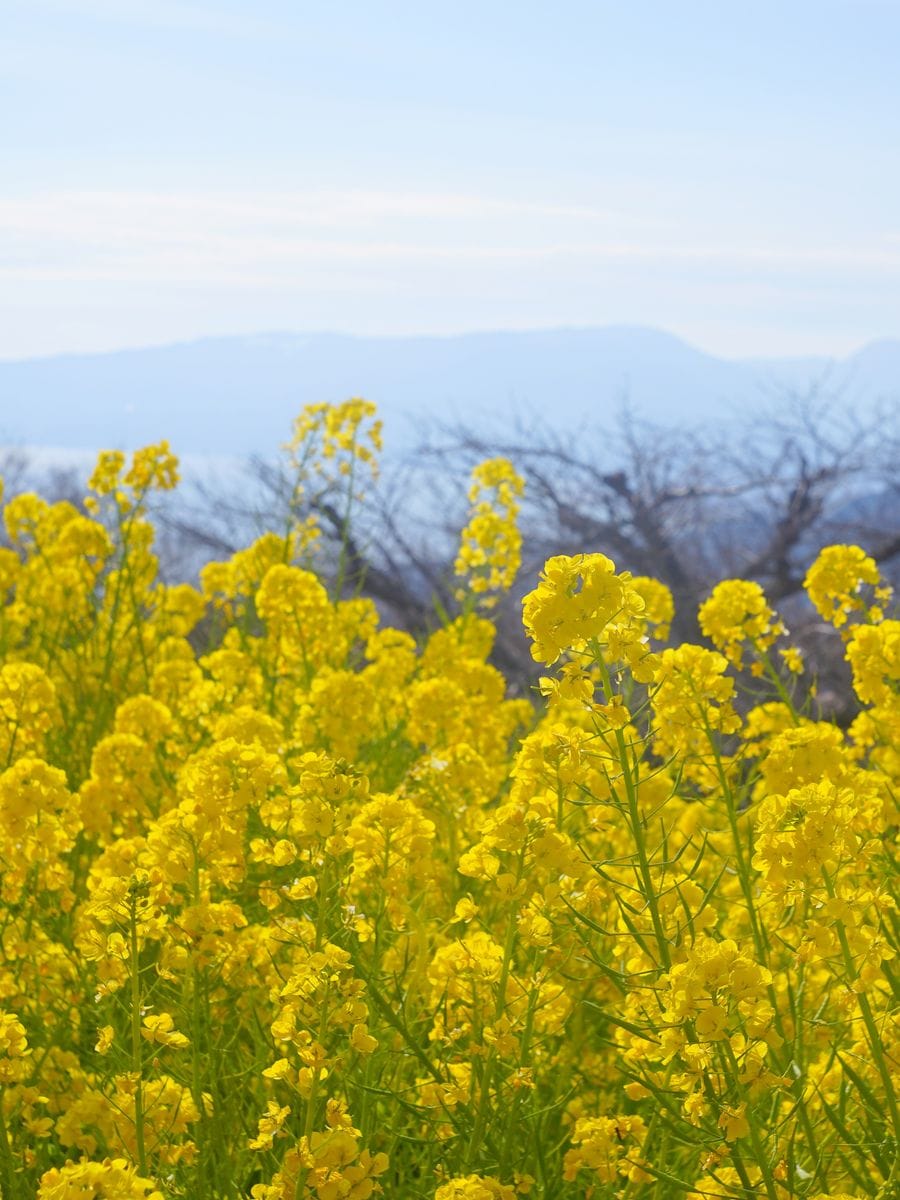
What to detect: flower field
<box><xmin>0</xmin><ymin>401</ymin><xmax>897</xmax><ymax>1200</ymax></box>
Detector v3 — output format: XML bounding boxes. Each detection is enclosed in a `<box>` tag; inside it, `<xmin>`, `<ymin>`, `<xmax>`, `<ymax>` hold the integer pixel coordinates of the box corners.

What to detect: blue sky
<box><xmin>3</xmin><ymin>0</ymin><xmax>900</xmax><ymax>359</ymax></box>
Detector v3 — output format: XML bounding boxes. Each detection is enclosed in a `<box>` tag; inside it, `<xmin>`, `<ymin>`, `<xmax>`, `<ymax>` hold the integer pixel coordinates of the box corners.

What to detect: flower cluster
<box><xmin>455</xmin><ymin>457</ymin><xmax>525</xmax><ymax>606</ymax></box>
<box><xmin>0</xmin><ymin>404</ymin><xmax>894</xmax><ymax>1200</ymax></box>
<box><xmin>699</xmin><ymin>578</ymin><xmax>783</xmax><ymax>670</ymax></box>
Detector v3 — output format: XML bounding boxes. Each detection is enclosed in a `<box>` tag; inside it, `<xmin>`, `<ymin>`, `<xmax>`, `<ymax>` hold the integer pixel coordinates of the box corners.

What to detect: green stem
<box><xmin>497</xmin><ymin>977</ymin><xmax>538</xmax><ymax>1177</ymax></box>
<box><xmin>464</xmin><ymin>850</ymin><xmax>523</xmax><ymax>1170</ymax></box>
<box><xmin>293</xmin><ymin>981</ymin><xmax>331</xmax><ymax>1200</ymax></box>
<box><xmin>824</xmin><ymin>870</ymin><xmax>900</xmax><ymax>1143</ymax></box>
<box><xmin>720</xmin><ymin>1039</ymin><xmax>779</xmax><ymax>1200</ymax></box>
<box><xmin>700</xmin><ymin>704</ymin><xmax>768</xmax><ymax>964</ymax></box>
<box><xmin>595</xmin><ymin>653</ymin><xmax>671</xmax><ymax>970</ymax></box>
<box><xmin>128</xmin><ymin>892</ymin><xmax>148</xmax><ymax>1177</ymax></box>
<box><xmin>190</xmin><ymin>851</ymin><xmax>210</xmax><ymax>1200</ymax></box>
<box><xmin>332</xmin><ymin>442</ymin><xmax>359</xmax><ymax>602</ymax></box>
<box><xmin>758</xmin><ymin>649</ymin><xmax>801</xmax><ymax>724</ymax></box>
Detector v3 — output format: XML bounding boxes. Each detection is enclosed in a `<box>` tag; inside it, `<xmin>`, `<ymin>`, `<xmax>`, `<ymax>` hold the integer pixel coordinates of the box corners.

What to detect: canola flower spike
<box><xmin>521</xmin><ymin>552</ymin><xmax>648</xmax><ymax>667</ymax></box>
<box><xmin>0</xmin><ymin>662</ymin><xmax>59</xmax><ymax>764</ymax></box>
<box><xmin>286</xmin><ymin>397</ymin><xmax>383</xmax><ymax>487</ymax></box>
<box><xmin>699</xmin><ymin>578</ymin><xmax>783</xmax><ymax>670</ymax></box>
<box><xmin>563</xmin><ymin>1115</ymin><xmax>649</xmax><ymax>1185</ymax></box>
<box><xmin>0</xmin><ymin>406</ymin><xmax>895</xmax><ymax>1200</ymax></box>
<box><xmin>804</xmin><ymin>542</ymin><xmax>889</xmax><ymax>628</ymax></box>
<box><xmin>455</xmin><ymin>457</ymin><xmax>524</xmax><ymax>607</ymax></box>
<box><xmin>846</xmin><ymin>618</ymin><xmax>900</xmax><ymax>704</ymax></box>
<box><xmin>84</xmin><ymin>442</ymin><xmax>179</xmax><ymax>520</ymax></box>
<box><xmin>0</xmin><ymin>1011</ymin><xmax>30</xmax><ymax>1082</ymax></box>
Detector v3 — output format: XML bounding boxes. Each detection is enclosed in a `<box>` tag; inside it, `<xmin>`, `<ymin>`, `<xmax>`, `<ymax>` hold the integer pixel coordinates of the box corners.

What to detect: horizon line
<box><xmin>1</xmin><ymin>322</ymin><xmax>896</xmax><ymax>369</ymax></box>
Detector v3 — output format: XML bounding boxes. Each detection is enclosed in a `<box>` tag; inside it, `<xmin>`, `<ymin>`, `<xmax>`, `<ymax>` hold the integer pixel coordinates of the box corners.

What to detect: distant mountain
<box><xmin>0</xmin><ymin>327</ymin><xmax>897</xmax><ymax>456</ymax></box>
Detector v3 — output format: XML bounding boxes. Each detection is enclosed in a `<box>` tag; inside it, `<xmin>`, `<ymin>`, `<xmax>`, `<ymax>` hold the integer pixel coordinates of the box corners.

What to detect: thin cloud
<box><xmin>0</xmin><ymin>190</ymin><xmax>638</xmax><ymax>238</ymax></box>
<box><xmin>19</xmin><ymin>0</ymin><xmax>270</xmax><ymax>37</ymax></box>
<box><xmin>2</xmin><ymin>189</ymin><xmax>900</xmax><ymax>286</ymax></box>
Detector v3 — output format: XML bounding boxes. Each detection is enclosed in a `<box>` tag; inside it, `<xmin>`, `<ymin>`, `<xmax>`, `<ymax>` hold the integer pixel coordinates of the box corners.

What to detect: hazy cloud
<box><xmin>3</xmin><ymin>190</ymin><xmax>900</xmax><ymax>288</ymax></box>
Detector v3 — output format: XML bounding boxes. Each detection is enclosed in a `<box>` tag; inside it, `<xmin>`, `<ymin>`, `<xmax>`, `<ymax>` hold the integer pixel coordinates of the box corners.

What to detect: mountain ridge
<box><xmin>1</xmin><ymin>326</ymin><xmax>897</xmax><ymax>455</ymax></box>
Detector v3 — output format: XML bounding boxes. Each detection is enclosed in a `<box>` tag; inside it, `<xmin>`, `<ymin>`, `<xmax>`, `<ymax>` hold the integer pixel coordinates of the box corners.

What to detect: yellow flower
<box><xmin>141</xmin><ymin>1012</ymin><xmax>189</xmax><ymax>1050</ymax></box>
<box><xmin>779</xmin><ymin>645</ymin><xmax>804</xmax><ymax>674</ymax></box>
<box><xmin>804</xmin><ymin>543</ymin><xmax>882</xmax><ymax>627</ymax></box>
<box><xmin>453</xmin><ymin>896</ymin><xmax>479</xmax><ymax>923</ymax></box>
<box><xmin>455</xmin><ymin>457</ymin><xmax>525</xmax><ymax>607</ymax></box>
<box><xmin>249</xmin><ymin>1101</ymin><xmax>291</xmax><ymax>1151</ymax></box>
<box><xmin>349</xmin><ymin>1024</ymin><xmax>378</xmax><ymax>1055</ymax></box>
<box><xmin>4</xmin><ymin>393</ymin><xmax>899</xmax><ymax>1200</ymax></box>
<box><xmin>38</xmin><ymin>1158</ymin><xmax>163</xmax><ymax>1199</ymax></box>
<box><xmin>718</xmin><ymin>1103</ymin><xmax>750</xmax><ymax>1141</ymax></box>
<box><xmin>699</xmin><ymin>579</ymin><xmax>782</xmax><ymax>668</ymax></box>
<box><xmin>694</xmin><ymin>1005</ymin><xmax>728</xmax><ymax>1040</ymax></box>
<box><xmin>95</xmin><ymin>1026</ymin><xmax>114</xmax><ymax>1055</ymax></box>
<box><xmin>522</xmin><ymin>553</ymin><xmax>645</xmax><ymax>665</ymax></box>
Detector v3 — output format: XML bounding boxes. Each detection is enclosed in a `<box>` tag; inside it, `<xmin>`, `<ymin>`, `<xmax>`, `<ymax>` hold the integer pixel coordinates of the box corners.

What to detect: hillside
<box><xmin>2</xmin><ymin>327</ymin><xmax>897</xmax><ymax>456</ymax></box>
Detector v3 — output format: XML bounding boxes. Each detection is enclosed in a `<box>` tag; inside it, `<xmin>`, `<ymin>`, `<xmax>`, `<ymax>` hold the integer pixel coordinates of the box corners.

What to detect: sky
<box><xmin>3</xmin><ymin>0</ymin><xmax>900</xmax><ymax>361</ymax></box>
